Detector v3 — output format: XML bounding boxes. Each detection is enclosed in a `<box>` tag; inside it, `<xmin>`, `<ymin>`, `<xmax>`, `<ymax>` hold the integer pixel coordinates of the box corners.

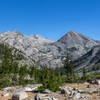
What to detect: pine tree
<box><xmin>82</xmin><ymin>67</ymin><xmax>87</xmax><ymax>81</ymax></box>
<box><xmin>38</xmin><ymin>69</ymin><xmax>61</xmax><ymax>92</ymax></box>
<box><xmin>57</xmin><ymin>72</ymin><xmax>63</xmax><ymax>85</ymax></box>
<box><xmin>29</xmin><ymin>65</ymin><xmax>35</xmax><ymax>78</ymax></box>
<box><xmin>64</xmin><ymin>54</ymin><xmax>75</xmax><ymax>82</ymax></box>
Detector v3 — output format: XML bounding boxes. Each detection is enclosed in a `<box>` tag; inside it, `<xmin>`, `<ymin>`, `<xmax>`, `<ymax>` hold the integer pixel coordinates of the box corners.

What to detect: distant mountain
<box><xmin>0</xmin><ymin>30</ymin><xmax>99</xmax><ymax>69</ymax></box>
<box><xmin>58</xmin><ymin>31</ymin><xmax>97</xmax><ymax>48</ymax></box>
<box><xmin>54</xmin><ymin>31</ymin><xmax>99</xmax><ymax>59</ymax></box>
<box><xmin>29</xmin><ymin>34</ymin><xmax>55</xmax><ymax>44</ymax></box>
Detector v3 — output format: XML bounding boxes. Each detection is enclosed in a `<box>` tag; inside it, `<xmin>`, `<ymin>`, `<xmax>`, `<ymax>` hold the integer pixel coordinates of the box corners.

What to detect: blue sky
<box><xmin>0</xmin><ymin>0</ymin><xmax>100</xmax><ymax>40</ymax></box>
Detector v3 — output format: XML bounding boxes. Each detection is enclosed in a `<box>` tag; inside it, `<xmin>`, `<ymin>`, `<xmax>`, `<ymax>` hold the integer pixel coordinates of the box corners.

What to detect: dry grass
<box><xmin>64</xmin><ymin>83</ymin><xmax>96</xmax><ymax>89</ymax></box>
<box><xmin>0</xmin><ymin>83</ymin><xmax>100</xmax><ymax>100</ymax></box>
<box><xmin>0</xmin><ymin>92</ymin><xmax>12</xmax><ymax>100</ymax></box>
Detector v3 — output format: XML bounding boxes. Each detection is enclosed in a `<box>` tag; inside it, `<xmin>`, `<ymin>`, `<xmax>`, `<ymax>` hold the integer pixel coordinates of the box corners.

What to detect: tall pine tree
<box><xmin>64</xmin><ymin>54</ymin><xmax>75</xmax><ymax>82</ymax></box>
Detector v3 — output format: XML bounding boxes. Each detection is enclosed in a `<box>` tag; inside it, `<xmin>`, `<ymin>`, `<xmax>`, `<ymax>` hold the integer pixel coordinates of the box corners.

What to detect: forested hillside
<box><xmin>0</xmin><ymin>42</ymin><xmax>35</xmax><ymax>87</ymax></box>
<box><xmin>0</xmin><ymin>42</ymin><xmax>64</xmax><ymax>90</ymax></box>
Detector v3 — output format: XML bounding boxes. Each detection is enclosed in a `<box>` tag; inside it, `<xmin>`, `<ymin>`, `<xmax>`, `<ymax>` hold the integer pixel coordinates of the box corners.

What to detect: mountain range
<box><xmin>0</xmin><ymin>30</ymin><xmax>100</xmax><ymax>71</ymax></box>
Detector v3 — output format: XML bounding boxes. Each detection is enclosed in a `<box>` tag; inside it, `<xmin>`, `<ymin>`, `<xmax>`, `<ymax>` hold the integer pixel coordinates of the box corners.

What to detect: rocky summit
<box><xmin>0</xmin><ymin>30</ymin><xmax>99</xmax><ymax>69</ymax></box>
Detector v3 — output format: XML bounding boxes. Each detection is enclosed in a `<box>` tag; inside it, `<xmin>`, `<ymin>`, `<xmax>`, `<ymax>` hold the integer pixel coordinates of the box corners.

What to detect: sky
<box><xmin>0</xmin><ymin>0</ymin><xmax>100</xmax><ymax>40</ymax></box>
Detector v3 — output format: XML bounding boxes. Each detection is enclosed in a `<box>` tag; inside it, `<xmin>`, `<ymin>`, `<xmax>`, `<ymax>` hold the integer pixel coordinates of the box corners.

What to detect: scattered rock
<box><xmin>68</xmin><ymin>91</ymin><xmax>77</xmax><ymax>98</ymax></box>
<box><xmin>61</xmin><ymin>86</ymin><xmax>72</xmax><ymax>95</ymax></box>
<box><xmin>35</xmin><ymin>93</ymin><xmax>58</xmax><ymax>100</ymax></box>
<box><xmin>14</xmin><ymin>88</ymin><xmax>25</xmax><ymax>93</ymax></box>
<box><xmin>84</xmin><ymin>82</ymin><xmax>90</xmax><ymax>85</ymax></box>
<box><xmin>24</xmin><ymin>87</ymin><xmax>33</xmax><ymax>92</ymax></box>
<box><xmin>24</xmin><ymin>84</ymin><xmax>42</xmax><ymax>92</ymax></box>
<box><xmin>78</xmin><ymin>88</ymin><xmax>99</xmax><ymax>94</ymax></box>
<box><xmin>2</xmin><ymin>92</ymin><xmax>9</xmax><ymax>97</ymax></box>
<box><xmin>87</xmin><ymin>84</ymin><xmax>91</xmax><ymax>88</ymax></box>
<box><xmin>43</xmin><ymin>89</ymin><xmax>52</xmax><ymax>94</ymax></box>
<box><xmin>52</xmin><ymin>97</ymin><xmax>58</xmax><ymax>100</ymax></box>
<box><xmin>73</xmin><ymin>93</ymin><xmax>81</xmax><ymax>99</ymax></box>
<box><xmin>3</xmin><ymin>87</ymin><xmax>13</xmax><ymax>93</ymax></box>
<box><xmin>95</xmin><ymin>79</ymin><xmax>100</xmax><ymax>85</ymax></box>
<box><xmin>87</xmin><ymin>79</ymin><xmax>100</xmax><ymax>85</ymax></box>
<box><xmin>12</xmin><ymin>91</ymin><xmax>28</xmax><ymax>100</ymax></box>
<box><xmin>73</xmin><ymin>93</ymin><xmax>91</xmax><ymax>100</ymax></box>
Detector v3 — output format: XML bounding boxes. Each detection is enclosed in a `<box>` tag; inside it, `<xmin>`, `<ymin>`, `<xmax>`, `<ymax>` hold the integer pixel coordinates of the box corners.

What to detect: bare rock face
<box><xmin>29</xmin><ymin>34</ymin><xmax>55</xmax><ymax>44</ymax></box>
<box><xmin>74</xmin><ymin>45</ymin><xmax>100</xmax><ymax>72</ymax></box>
<box><xmin>58</xmin><ymin>31</ymin><xmax>97</xmax><ymax>48</ymax></box>
<box><xmin>0</xmin><ymin>30</ymin><xmax>99</xmax><ymax>68</ymax></box>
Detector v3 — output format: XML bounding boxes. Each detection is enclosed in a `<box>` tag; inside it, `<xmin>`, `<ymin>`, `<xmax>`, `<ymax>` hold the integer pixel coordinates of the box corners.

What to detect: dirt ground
<box><xmin>0</xmin><ymin>83</ymin><xmax>100</xmax><ymax>100</ymax></box>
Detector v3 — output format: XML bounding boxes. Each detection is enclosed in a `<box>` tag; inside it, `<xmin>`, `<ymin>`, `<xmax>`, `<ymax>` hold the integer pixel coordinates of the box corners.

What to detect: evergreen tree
<box><xmin>38</xmin><ymin>69</ymin><xmax>61</xmax><ymax>92</ymax></box>
<box><xmin>29</xmin><ymin>65</ymin><xmax>35</xmax><ymax>78</ymax></box>
<box><xmin>82</xmin><ymin>67</ymin><xmax>87</xmax><ymax>81</ymax></box>
<box><xmin>57</xmin><ymin>72</ymin><xmax>63</xmax><ymax>85</ymax></box>
<box><xmin>19</xmin><ymin>65</ymin><xmax>28</xmax><ymax>78</ymax></box>
<box><xmin>64</xmin><ymin>54</ymin><xmax>75</xmax><ymax>82</ymax></box>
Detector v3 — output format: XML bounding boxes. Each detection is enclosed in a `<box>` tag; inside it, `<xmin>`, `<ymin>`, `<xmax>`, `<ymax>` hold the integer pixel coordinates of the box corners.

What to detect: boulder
<box><xmin>95</xmin><ymin>79</ymin><xmax>100</xmax><ymax>85</ymax></box>
<box><xmin>13</xmin><ymin>88</ymin><xmax>25</xmax><ymax>93</ymax></box>
<box><xmin>24</xmin><ymin>87</ymin><xmax>33</xmax><ymax>92</ymax></box>
<box><xmin>73</xmin><ymin>93</ymin><xmax>91</xmax><ymax>100</ymax></box>
<box><xmin>12</xmin><ymin>91</ymin><xmax>28</xmax><ymax>100</ymax></box>
<box><xmin>84</xmin><ymin>82</ymin><xmax>90</xmax><ymax>85</ymax></box>
<box><xmin>43</xmin><ymin>89</ymin><xmax>52</xmax><ymax>94</ymax></box>
<box><xmin>35</xmin><ymin>94</ymin><xmax>58</xmax><ymax>100</ymax></box>
<box><xmin>52</xmin><ymin>98</ymin><xmax>58</xmax><ymax>100</ymax></box>
<box><xmin>61</xmin><ymin>86</ymin><xmax>72</xmax><ymax>95</ymax></box>
<box><xmin>12</xmin><ymin>94</ymin><xmax>19</xmax><ymax>100</ymax></box>
<box><xmin>87</xmin><ymin>79</ymin><xmax>96</xmax><ymax>84</ymax></box>
<box><xmin>80</xmin><ymin>94</ymin><xmax>91</xmax><ymax>99</ymax></box>
<box><xmin>3</xmin><ymin>87</ymin><xmax>13</xmax><ymax>93</ymax></box>
<box><xmin>2</xmin><ymin>93</ymin><xmax>9</xmax><ymax>97</ymax></box>
<box><xmin>24</xmin><ymin>86</ymin><xmax>38</xmax><ymax>92</ymax></box>
<box><xmin>78</xmin><ymin>88</ymin><xmax>98</xmax><ymax>94</ymax></box>
<box><xmin>68</xmin><ymin>91</ymin><xmax>77</xmax><ymax>98</ymax></box>
<box><xmin>24</xmin><ymin>84</ymin><xmax>42</xmax><ymax>92</ymax></box>
<box><xmin>73</xmin><ymin>93</ymin><xmax>81</xmax><ymax>99</ymax></box>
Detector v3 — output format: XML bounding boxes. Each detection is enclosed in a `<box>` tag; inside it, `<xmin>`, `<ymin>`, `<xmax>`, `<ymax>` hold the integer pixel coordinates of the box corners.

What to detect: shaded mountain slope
<box><xmin>74</xmin><ymin>45</ymin><xmax>100</xmax><ymax>72</ymax></box>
